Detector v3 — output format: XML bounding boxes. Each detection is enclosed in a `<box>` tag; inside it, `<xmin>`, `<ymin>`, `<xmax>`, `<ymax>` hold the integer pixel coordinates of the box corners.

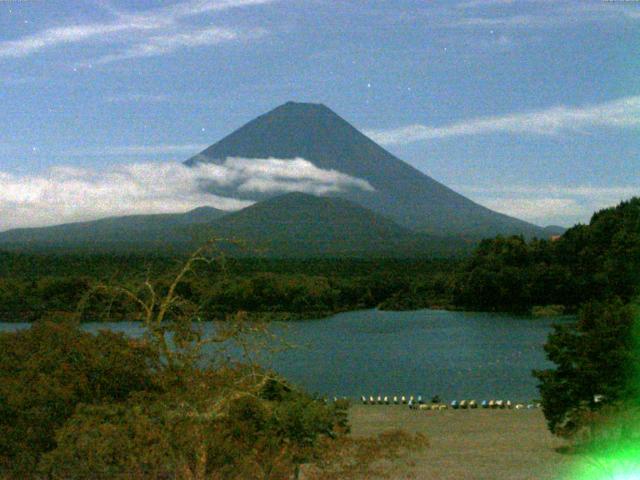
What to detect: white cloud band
<box><xmin>93</xmin><ymin>26</ymin><xmax>266</xmax><ymax>64</ymax></box>
<box><xmin>365</xmin><ymin>96</ymin><xmax>640</xmax><ymax>145</ymax></box>
<box><xmin>199</xmin><ymin>157</ymin><xmax>375</xmax><ymax>195</ymax></box>
<box><xmin>0</xmin><ymin>157</ymin><xmax>373</xmax><ymax>231</ymax></box>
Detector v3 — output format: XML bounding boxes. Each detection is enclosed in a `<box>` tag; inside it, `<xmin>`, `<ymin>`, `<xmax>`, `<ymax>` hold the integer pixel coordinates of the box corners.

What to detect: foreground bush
<box><xmin>39</xmin><ymin>379</ymin><xmax>349</xmax><ymax>479</ymax></box>
<box><xmin>0</xmin><ymin>314</ymin><xmax>159</xmax><ymax>475</ymax></box>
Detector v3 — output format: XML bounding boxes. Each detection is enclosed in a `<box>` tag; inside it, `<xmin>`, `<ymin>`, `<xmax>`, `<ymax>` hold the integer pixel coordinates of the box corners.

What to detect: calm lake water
<box><xmin>0</xmin><ymin>309</ymin><xmax>571</xmax><ymax>402</ymax></box>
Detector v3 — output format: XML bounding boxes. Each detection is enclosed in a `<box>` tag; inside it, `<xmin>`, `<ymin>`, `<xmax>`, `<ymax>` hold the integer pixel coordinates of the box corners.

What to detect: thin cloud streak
<box><xmin>456</xmin><ymin>185</ymin><xmax>640</xmax><ymax>198</ymax></box>
<box><xmin>478</xmin><ymin>197</ymin><xmax>582</xmax><ymax>225</ymax></box>
<box><xmin>65</xmin><ymin>144</ymin><xmax>210</xmax><ymax>156</ymax></box>
<box><xmin>366</xmin><ymin>96</ymin><xmax>640</xmax><ymax>145</ymax></box>
<box><xmin>0</xmin><ymin>23</ymin><xmax>136</xmax><ymax>59</ymax></box>
<box><xmin>450</xmin><ymin>1</ymin><xmax>639</xmax><ymax>28</ymax></box>
<box><xmin>447</xmin><ymin>14</ymin><xmax>551</xmax><ymax>28</ymax></box>
<box><xmin>456</xmin><ymin>0</ymin><xmax>517</xmax><ymax>8</ymax></box>
<box><xmin>0</xmin><ymin>0</ymin><xmax>274</xmax><ymax>60</ymax></box>
<box><xmin>104</xmin><ymin>93</ymin><xmax>172</xmax><ymax>103</ymax></box>
<box><xmin>94</xmin><ymin>26</ymin><xmax>266</xmax><ymax>64</ymax></box>
<box><xmin>454</xmin><ymin>183</ymin><xmax>639</xmax><ymax>226</ymax></box>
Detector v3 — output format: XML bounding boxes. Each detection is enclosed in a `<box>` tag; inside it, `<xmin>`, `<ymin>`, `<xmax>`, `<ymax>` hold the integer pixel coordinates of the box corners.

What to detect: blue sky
<box><xmin>0</xmin><ymin>0</ymin><xmax>638</xmax><ymax>230</ymax></box>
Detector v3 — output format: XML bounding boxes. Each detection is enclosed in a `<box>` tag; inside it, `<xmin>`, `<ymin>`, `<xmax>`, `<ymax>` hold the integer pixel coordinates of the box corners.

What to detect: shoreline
<box><xmin>0</xmin><ymin>304</ymin><xmax>575</xmax><ymax>324</ymax></box>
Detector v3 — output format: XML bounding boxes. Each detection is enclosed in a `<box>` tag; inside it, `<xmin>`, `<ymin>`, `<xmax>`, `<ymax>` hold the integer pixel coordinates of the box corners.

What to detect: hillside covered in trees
<box><xmin>452</xmin><ymin>197</ymin><xmax>640</xmax><ymax>313</ymax></box>
<box><xmin>0</xmin><ymin>198</ymin><xmax>637</xmax><ymax>322</ymax></box>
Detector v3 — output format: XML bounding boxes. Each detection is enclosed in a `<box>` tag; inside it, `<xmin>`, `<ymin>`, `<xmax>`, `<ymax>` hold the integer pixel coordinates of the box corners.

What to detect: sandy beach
<box><xmin>348</xmin><ymin>405</ymin><xmax>581</xmax><ymax>480</ymax></box>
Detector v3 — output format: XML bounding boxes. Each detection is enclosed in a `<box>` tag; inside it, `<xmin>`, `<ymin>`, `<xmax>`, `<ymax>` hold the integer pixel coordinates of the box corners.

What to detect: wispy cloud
<box><xmin>66</xmin><ymin>144</ymin><xmax>209</xmax><ymax>156</ymax></box>
<box><xmin>0</xmin><ymin>75</ymin><xmax>40</xmax><ymax>86</ymax></box>
<box><xmin>0</xmin><ymin>157</ymin><xmax>373</xmax><ymax>230</ymax></box>
<box><xmin>454</xmin><ymin>184</ymin><xmax>639</xmax><ymax>226</ymax></box>
<box><xmin>104</xmin><ymin>93</ymin><xmax>172</xmax><ymax>103</ymax></box>
<box><xmin>0</xmin><ymin>0</ymin><xmax>273</xmax><ymax>62</ymax></box>
<box><xmin>456</xmin><ymin>0</ymin><xmax>562</xmax><ymax>9</ymax></box>
<box><xmin>449</xmin><ymin>1</ymin><xmax>639</xmax><ymax>29</ymax></box>
<box><xmin>478</xmin><ymin>197</ymin><xmax>582</xmax><ymax>226</ymax></box>
<box><xmin>447</xmin><ymin>14</ymin><xmax>550</xmax><ymax>28</ymax></box>
<box><xmin>457</xmin><ymin>0</ymin><xmax>517</xmax><ymax>8</ymax></box>
<box><xmin>0</xmin><ymin>23</ymin><xmax>137</xmax><ymax>59</ymax></box>
<box><xmin>94</xmin><ymin>26</ymin><xmax>265</xmax><ymax>64</ymax></box>
<box><xmin>457</xmin><ymin>185</ymin><xmax>640</xmax><ymax>198</ymax></box>
<box><xmin>365</xmin><ymin>96</ymin><xmax>640</xmax><ymax>145</ymax></box>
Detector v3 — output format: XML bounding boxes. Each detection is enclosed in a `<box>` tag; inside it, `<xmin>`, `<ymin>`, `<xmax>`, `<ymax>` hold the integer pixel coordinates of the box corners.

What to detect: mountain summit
<box><xmin>186</xmin><ymin>102</ymin><xmax>544</xmax><ymax>237</ymax></box>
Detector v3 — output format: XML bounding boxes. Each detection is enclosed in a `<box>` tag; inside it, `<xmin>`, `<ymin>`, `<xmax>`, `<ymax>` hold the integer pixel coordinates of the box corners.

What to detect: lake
<box><xmin>0</xmin><ymin>309</ymin><xmax>571</xmax><ymax>402</ymax></box>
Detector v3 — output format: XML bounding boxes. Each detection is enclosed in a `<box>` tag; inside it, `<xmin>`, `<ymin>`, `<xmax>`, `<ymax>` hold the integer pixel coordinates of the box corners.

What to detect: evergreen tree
<box><xmin>533</xmin><ymin>299</ymin><xmax>639</xmax><ymax>438</ymax></box>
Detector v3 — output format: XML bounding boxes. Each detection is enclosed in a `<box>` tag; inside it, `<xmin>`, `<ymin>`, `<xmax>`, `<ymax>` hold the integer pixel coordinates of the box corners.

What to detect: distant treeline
<box><xmin>1</xmin><ymin>198</ymin><xmax>638</xmax><ymax>321</ymax></box>
<box><xmin>0</xmin><ymin>254</ymin><xmax>459</xmax><ymax>322</ymax></box>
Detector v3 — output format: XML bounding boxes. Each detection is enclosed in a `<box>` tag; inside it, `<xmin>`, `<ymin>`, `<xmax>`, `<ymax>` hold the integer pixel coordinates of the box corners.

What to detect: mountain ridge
<box><xmin>0</xmin><ymin>102</ymin><xmax>556</xmax><ymax>255</ymax></box>
<box><xmin>0</xmin><ymin>194</ymin><xmax>471</xmax><ymax>257</ymax></box>
<box><xmin>0</xmin><ymin>206</ymin><xmax>226</xmax><ymax>249</ymax></box>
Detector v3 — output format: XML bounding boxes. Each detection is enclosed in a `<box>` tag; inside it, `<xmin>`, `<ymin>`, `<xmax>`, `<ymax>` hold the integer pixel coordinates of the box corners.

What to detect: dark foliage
<box><xmin>533</xmin><ymin>299</ymin><xmax>639</xmax><ymax>437</ymax></box>
<box><xmin>1</xmin><ymin>198</ymin><xmax>638</xmax><ymax>321</ymax></box>
<box><xmin>0</xmin><ymin>254</ymin><xmax>461</xmax><ymax>322</ymax></box>
<box><xmin>0</xmin><ymin>314</ymin><xmax>160</xmax><ymax>474</ymax></box>
<box><xmin>454</xmin><ymin>198</ymin><xmax>640</xmax><ymax>312</ymax></box>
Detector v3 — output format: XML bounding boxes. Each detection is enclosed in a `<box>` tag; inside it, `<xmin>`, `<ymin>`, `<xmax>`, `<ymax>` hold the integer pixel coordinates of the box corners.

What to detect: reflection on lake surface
<box><xmin>0</xmin><ymin>309</ymin><xmax>572</xmax><ymax>401</ymax></box>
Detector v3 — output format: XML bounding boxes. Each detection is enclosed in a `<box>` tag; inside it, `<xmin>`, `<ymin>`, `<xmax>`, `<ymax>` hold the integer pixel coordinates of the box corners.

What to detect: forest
<box><xmin>453</xmin><ymin>197</ymin><xmax>640</xmax><ymax>312</ymax></box>
<box><xmin>1</xmin><ymin>198</ymin><xmax>638</xmax><ymax>322</ymax></box>
<box><xmin>0</xmin><ymin>255</ymin><xmax>458</xmax><ymax>323</ymax></box>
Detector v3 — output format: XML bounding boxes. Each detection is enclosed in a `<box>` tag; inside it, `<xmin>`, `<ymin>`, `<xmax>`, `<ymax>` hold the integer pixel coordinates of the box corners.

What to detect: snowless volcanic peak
<box><xmin>186</xmin><ymin>102</ymin><xmax>545</xmax><ymax>238</ymax></box>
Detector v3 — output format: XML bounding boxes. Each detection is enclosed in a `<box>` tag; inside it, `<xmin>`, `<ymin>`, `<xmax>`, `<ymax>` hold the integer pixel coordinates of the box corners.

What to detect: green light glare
<box><xmin>562</xmin><ymin>305</ymin><xmax>640</xmax><ymax>480</ymax></box>
<box><xmin>567</xmin><ymin>444</ymin><xmax>640</xmax><ymax>480</ymax></box>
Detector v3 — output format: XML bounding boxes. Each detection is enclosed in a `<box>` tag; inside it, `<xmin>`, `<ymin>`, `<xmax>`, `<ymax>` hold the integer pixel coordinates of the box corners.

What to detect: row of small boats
<box><xmin>359</xmin><ymin>396</ymin><xmax>540</xmax><ymax>410</ymax></box>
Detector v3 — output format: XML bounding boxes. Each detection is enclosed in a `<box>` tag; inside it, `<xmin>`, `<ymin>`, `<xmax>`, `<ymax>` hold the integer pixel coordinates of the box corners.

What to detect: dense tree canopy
<box><xmin>0</xmin><ymin>254</ymin><xmax>460</xmax><ymax>322</ymax></box>
<box><xmin>0</xmin><ymin>314</ymin><xmax>160</xmax><ymax>473</ymax></box>
<box><xmin>1</xmin><ymin>198</ymin><xmax>638</xmax><ymax>476</ymax></box>
<box><xmin>533</xmin><ymin>299</ymin><xmax>640</xmax><ymax>437</ymax></box>
<box><xmin>0</xmin><ymin>314</ymin><xmax>355</xmax><ymax>478</ymax></box>
<box><xmin>455</xmin><ymin>198</ymin><xmax>640</xmax><ymax>313</ymax></box>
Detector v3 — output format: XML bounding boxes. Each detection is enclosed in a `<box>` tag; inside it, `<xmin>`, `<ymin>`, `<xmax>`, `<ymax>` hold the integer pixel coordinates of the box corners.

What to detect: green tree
<box><xmin>533</xmin><ymin>298</ymin><xmax>639</xmax><ymax>438</ymax></box>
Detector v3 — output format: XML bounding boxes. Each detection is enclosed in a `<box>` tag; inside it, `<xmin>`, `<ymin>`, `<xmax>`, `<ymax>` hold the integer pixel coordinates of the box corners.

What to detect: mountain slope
<box><xmin>0</xmin><ymin>195</ymin><xmax>470</xmax><ymax>257</ymax></box>
<box><xmin>199</xmin><ymin>192</ymin><xmax>469</xmax><ymax>257</ymax></box>
<box><xmin>0</xmin><ymin>207</ymin><xmax>226</xmax><ymax>251</ymax></box>
<box><xmin>186</xmin><ymin>101</ymin><xmax>545</xmax><ymax>238</ymax></box>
